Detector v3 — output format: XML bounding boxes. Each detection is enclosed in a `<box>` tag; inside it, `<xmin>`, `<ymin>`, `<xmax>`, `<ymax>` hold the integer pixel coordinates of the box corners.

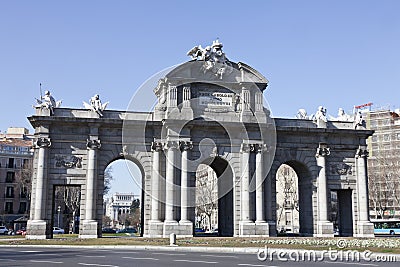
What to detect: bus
<box><xmin>371</xmin><ymin>219</ymin><xmax>400</xmax><ymax>235</ymax></box>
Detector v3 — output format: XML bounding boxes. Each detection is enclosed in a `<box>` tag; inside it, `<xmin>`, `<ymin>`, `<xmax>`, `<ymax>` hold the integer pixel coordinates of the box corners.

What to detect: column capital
<box><xmin>355</xmin><ymin>146</ymin><xmax>369</xmax><ymax>158</ymax></box>
<box><xmin>316</xmin><ymin>144</ymin><xmax>330</xmax><ymax>158</ymax></box>
<box><xmin>164</xmin><ymin>140</ymin><xmax>180</xmax><ymax>150</ymax></box>
<box><xmin>151</xmin><ymin>141</ymin><xmax>163</xmax><ymax>152</ymax></box>
<box><xmin>86</xmin><ymin>139</ymin><xmax>101</xmax><ymax>150</ymax></box>
<box><xmin>240</xmin><ymin>143</ymin><xmax>251</xmax><ymax>153</ymax></box>
<box><xmin>180</xmin><ymin>140</ymin><xmax>193</xmax><ymax>151</ymax></box>
<box><xmin>35</xmin><ymin>137</ymin><xmax>51</xmax><ymax>148</ymax></box>
<box><xmin>251</xmin><ymin>143</ymin><xmax>267</xmax><ymax>153</ymax></box>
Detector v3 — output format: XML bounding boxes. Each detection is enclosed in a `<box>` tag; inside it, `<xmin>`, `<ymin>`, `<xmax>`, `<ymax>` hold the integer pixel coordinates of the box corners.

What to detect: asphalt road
<box><xmin>0</xmin><ymin>247</ymin><xmax>398</xmax><ymax>267</ymax></box>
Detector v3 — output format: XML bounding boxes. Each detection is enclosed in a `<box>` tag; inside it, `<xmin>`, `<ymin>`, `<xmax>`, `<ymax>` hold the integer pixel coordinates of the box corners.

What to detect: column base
<box><xmin>355</xmin><ymin>221</ymin><xmax>375</xmax><ymax>237</ymax></box>
<box><xmin>239</xmin><ymin>221</ymin><xmax>256</xmax><ymax>236</ymax></box>
<box><xmin>178</xmin><ymin>220</ymin><xmax>193</xmax><ymax>237</ymax></box>
<box><xmin>163</xmin><ymin>221</ymin><xmax>193</xmax><ymax>237</ymax></box>
<box><xmin>163</xmin><ymin>221</ymin><xmax>178</xmax><ymax>237</ymax></box>
<box><xmin>315</xmin><ymin>221</ymin><xmax>334</xmax><ymax>237</ymax></box>
<box><xmin>255</xmin><ymin>221</ymin><xmax>270</xmax><ymax>237</ymax></box>
<box><xmin>79</xmin><ymin>220</ymin><xmax>98</xmax><ymax>238</ymax></box>
<box><xmin>146</xmin><ymin>221</ymin><xmax>164</xmax><ymax>238</ymax></box>
<box><xmin>26</xmin><ymin>220</ymin><xmax>50</xmax><ymax>239</ymax></box>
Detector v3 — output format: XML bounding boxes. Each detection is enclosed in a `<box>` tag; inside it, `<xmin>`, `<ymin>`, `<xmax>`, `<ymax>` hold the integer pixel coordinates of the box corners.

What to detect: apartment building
<box><xmin>0</xmin><ymin>127</ymin><xmax>33</xmax><ymax>228</ymax></box>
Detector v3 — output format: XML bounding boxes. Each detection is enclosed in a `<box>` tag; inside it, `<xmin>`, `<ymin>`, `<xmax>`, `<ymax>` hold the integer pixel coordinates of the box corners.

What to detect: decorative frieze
<box><xmin>330</xmin><ymin>163</ymin><xmax>352</xmax><ymax>175</ymax></box>
<box><xmin>55</xmin><ymin>155</ymin><xmax>82</xmax><ymax>168</ymax></box>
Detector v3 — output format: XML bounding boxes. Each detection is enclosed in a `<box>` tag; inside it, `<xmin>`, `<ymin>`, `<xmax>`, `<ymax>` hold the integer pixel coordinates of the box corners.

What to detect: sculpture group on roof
<box><xmin>296</xmin><ymin>106</ymin><xmax>365</xmax><ymax>129</ymax></box>
<box><xmin>34</xmin><ymin>88</ymin><xmax>108</xmax><ymax>117</ymax></box>
<box><xmin>187</xmin><ymin>39</ymin><xmax>232</xmax><ymax>79</ymax></box>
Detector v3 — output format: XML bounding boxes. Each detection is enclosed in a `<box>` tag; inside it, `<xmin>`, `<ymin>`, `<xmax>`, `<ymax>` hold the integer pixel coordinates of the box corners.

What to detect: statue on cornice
<box><xmin>35</xmin><ymin>90</ymin><xmax>62</xmax><ymax>115</ymax></box>
<box><xmin>186</xmin><ymin>39</ymin><xmax>232</xmax><ymax>79</ymax></box>
<box><xmin>314</xmin><ymin>106</ymin><xmax>328</xmax><ymax>128</ymax></box>
<box><xmin>332</xmin><ymin>108</ymin><xmax>353</xmax><ymax>122</ymax></box>
<box><xmin>83</xmin><ymin>94</ymin><xmax>109</xmax><ymax>117</ymax></box>
<box><xmin>296</xmin><ymin>109</ymin><xmax>309</xmax><ymax>119</ymax></box>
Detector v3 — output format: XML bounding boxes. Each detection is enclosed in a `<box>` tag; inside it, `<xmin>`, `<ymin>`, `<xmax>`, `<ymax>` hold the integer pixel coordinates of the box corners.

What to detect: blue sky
<box><xmin>1</xmin><ymin>1</ymin><xmax>399</xmax><ymax>195</ymax></box>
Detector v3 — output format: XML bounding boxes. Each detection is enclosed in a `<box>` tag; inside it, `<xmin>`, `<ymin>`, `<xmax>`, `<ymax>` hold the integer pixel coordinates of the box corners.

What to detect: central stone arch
<box><xmin>26</xmin><ymin>42</ymin><xmax>375</xmax><ymax>239</ymax></box>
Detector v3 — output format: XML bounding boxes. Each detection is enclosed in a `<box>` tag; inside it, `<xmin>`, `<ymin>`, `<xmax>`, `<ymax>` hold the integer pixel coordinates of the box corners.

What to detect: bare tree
<box><xmin>104</xmin><ymin>166</ymin><xmax>114</xmax><ymax>195</ymax></box>
<box><xmin>55</xmin><ymin>186</ymin><xmax>81</xmax><ymax>233</ymax></box>
<box><xmin>276</xmin><ymin>164</ymin><xmax>299</xmax><ymax>232</ymax></box>
<box><xmin>15</xmin><ymin>159</ymin><xmax>33</xmax><ymax>214</ymax></box>
<box><xmin>368</xmin><ymin>144</ymin><xmax>400</xmax><ymax>219</ymax></box>
<box><xmin>195</xmin><ymin>166</ymin><xmax>218</xmax><ymax>231</ymax></box>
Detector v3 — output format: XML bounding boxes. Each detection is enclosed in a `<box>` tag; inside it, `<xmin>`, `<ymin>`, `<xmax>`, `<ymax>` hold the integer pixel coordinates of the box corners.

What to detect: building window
<box><xmin>20</xmin><ymin>186</ymin><xmax>28</xmax><ymax>198</ymax></box>
<box><xmin>18</xmin><ymin>202</ymin><xmax>27</xmax><ymax>214</ymax></box>
<box><xmin>6</xmin><ymin>186</ymin><xmax>14</xmax><ymax>198</ymax></box>
<box><xmin>370</xmin><ymin>121</ymin><xmax>377</xmax><ymax>128</ymax></box>
<box><xmin>5</xmin><ymin>171</ymin><xmax>15</xmax><ymax>183</ymax></box>
<box><xmin>383</xmin><ymin>119</ymin><xmax>391</xmax><ymax>126</ymax></box>
<box><xmin>371</xmin><ymin>135</ymin><xmax>378</xmax><ymax>142</ymax></box>
<box><xmin>383</xmin><ymin>134</ymin><xmax>390</xmax><ymax>142</ymax></box>
<box><xmin>397</xmin><ymin>133</ymin><xmax>400</xmax><ymax>140</ymax></box>
<box><xmin>8</xmin><ymin>158</ymin><xmax>15</xmax><ymax>168</ymax></box>
<box><xmin>5</xmin><ymin>202</ymin><xmax>13</xmax><ymax>214</ymax></box>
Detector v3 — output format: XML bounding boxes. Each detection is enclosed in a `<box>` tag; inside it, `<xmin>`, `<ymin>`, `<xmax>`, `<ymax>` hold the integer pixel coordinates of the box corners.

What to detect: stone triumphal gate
<box><xmin>27</xmin><ymin>42</ymin><xmax>374</xmax><ymax>239</ymax></box>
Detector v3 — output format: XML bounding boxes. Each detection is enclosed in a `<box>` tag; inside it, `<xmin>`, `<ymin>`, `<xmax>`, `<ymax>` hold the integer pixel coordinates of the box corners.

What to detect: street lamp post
<box><xmin>57</xmin><ymin>206</ymin><xmax>61</xmax><ymax>228</ymax></box>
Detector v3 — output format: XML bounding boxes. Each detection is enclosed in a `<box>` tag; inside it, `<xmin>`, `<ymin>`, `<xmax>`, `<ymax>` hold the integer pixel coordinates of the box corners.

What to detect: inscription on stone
<box><xmin>199</xmin><ymin>91</ymin><xmax>234</xmax><ymax>107</ymax></box>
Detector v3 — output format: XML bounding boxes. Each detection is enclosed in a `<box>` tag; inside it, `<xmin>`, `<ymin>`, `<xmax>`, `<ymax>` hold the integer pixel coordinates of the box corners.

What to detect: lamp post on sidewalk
<box><xmin>57</xmin><ymin>206</ymin><xmax>61</xmax><ymax>228</ymax></box>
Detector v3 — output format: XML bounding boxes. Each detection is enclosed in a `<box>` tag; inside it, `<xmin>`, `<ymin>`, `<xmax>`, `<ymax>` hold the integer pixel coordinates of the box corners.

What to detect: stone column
<box><xmin>255</xmin><ymin>144</ymin><xmax>265</xmax><ymax>223</ymax></box>
<box><xmin>147</xmin><ymin>141</ymin><xmax>164</xmax><ymax>237</ymax></box>
<box><xmin>164</xmin><ymin>141</ymin><xmax>178</xmax><ymax>223</ymax></box>
<box><xmin>254</xmin><ymin>144</ymin><xmax>269</xmax><ymax>236</ymax></box>
<box><xmin>178</xmin><ymin>141</ymin><xmax>194</xmax><ymax>236</ymax></box>
<box><xmin>241</xmin><ymin>143</ymin><xmax>251</xmax><ymax>222</ymax></box>
<box><xmin>239</xmin><ymin>143</ymin><xmax>255</xmax><ymax>236</ymax></box>
<box><xmin>26</xmin><ymin>137</ymin><xmax>51</xmax><ymax>239</ymax></box>
<box><xmin>80</xmin><ymin>138</ymin><xmax>101</xmax><ymax>238</ymax></box>
<box><xmin>180</xmin><ymin>141</ymin><xmax>193</xmax><ymax>223</ymax></box>
<box><xmin>355</xmin><ymin>146</ymin><xmax>374</xmax><ymax>237</ymax></box>
<box><xmin>150</xmin><ymin>141</ymin><xmax>163</xmax><ymax>222</ymax></box>
<box><xmin>315</xmin><ymin>143</ymin><xmax>334</xmax><ymax>237</ymax></box>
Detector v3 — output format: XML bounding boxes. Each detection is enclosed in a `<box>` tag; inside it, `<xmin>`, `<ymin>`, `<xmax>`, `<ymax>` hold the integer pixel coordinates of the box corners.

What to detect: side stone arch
<box><xmin>268</xmin><ymin>151</ymin><xmax>317</xmax><ymax>236</ymax></box>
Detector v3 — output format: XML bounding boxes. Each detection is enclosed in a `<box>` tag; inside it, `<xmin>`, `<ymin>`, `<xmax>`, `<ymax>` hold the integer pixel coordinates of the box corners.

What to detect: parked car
<box><xmin>116</xmin><ymin>228</ymin><xmax>137</xmax><ymax>234</ymax></box>
<box><xmin>0</xmin><ymin>226</ymin><xmax>8</xmax><ymax>235</ymax></box>
<box><xmin>53</xmin><ymin>227</ymin><xmax>65</xmax><ymax>234</ymax></box>
<box><xmin>194</xmin><ymin>227</ymin><xmax>205</xmax><ymax>233</ymax></box>
<box><xmin>15</xmin><ymin>228</ymin><xmax>27</xmax><ymax>235</ymax></box>
<box><xmin>102</xmin><ymin>227</ymin><xmax>116</xmax><ymax>233</ymax></box>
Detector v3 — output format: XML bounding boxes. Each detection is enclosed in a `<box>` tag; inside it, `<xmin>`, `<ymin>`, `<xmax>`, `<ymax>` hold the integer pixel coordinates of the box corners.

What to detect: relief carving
<box><xmin>55</xmin><ymin>155</ymin><xmax>82</xmax><ymax>168</ymax></box>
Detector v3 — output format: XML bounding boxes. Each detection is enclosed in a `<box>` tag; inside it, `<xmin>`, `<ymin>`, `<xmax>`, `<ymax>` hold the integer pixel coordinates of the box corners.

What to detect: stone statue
<box><xmin>296</xmin><ymin>109</ymin><xmax>309</xmax><ymax>119</ymax></box>
<box><xmin>35</xmin><ymin>90</ymin><xmax>61</xmax><ymax>115</ymax></box>
<box><xmin>187</xmin><ymin>39</ymin><xmax>232</xmax><ymax>79</ymax></box>
<box><xmin>83</xmin><ymin>94</ymin><xmax>109</xmax><ymax>117</ymax></box>
<box><xmin>354</xmin><ymin>111</ymin><xmax>365</xmax><ymax>129</ymax></box>
<box><xmin>333</xmin><ymin>108</ymin><xmax>353</xmax><ymax>122</ymax></box>
<box><xmin>314</xmin><ymin>106</ymin><xmax>328</xmax><ymax>128</ymax></box>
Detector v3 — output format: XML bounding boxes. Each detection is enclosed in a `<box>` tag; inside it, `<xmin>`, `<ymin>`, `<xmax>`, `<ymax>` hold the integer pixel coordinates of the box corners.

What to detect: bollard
<box><xmin>169</xmin><ymin>233</ymin><xmax>177</xmax><ymax>246</ymax></box>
